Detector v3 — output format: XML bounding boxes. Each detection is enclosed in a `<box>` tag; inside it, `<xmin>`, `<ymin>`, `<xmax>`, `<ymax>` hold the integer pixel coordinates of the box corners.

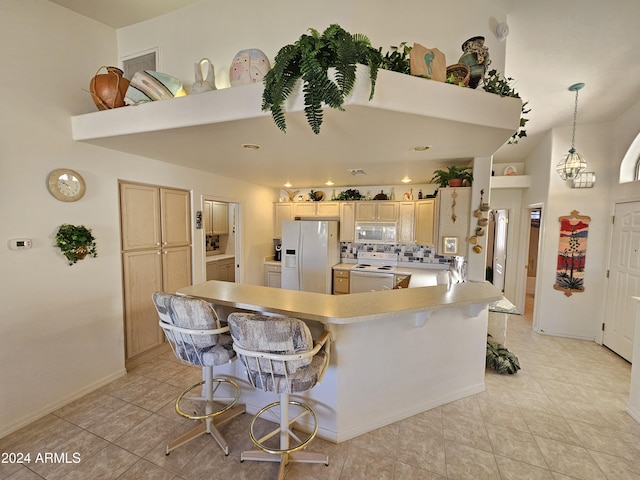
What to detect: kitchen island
<box><xmin>178</xmin><ymin>280</ymin><xmax>501</xmax><ymax>442</ymax></box>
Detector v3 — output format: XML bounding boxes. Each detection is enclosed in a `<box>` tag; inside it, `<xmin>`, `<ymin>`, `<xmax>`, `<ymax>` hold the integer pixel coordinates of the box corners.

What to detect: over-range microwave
<box><xmin>354</xmin><ymin>222</ymin><xmax>397</xmax><ymax>244</ymax></box>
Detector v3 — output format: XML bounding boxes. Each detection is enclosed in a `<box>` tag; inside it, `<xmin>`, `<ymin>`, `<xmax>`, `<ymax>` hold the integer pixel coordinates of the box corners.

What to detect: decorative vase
<box><xmin>229</xmin><ymin>49</ymin><xmax>271</xmax><ymax>87</ymax></box>
<box><xmin>89</xmin><ymin>66</ymin><xmax>130</xmax><ymax>111</ymax></box>
<box><xmin>458</xmin><ymin>36</ymin><xmax>490</xmax><ymax>89</ymax></box>
<box><xmin>191</xmin><ymin>58</ymin><xmax>216</xmax><ymax>94</ymax></box>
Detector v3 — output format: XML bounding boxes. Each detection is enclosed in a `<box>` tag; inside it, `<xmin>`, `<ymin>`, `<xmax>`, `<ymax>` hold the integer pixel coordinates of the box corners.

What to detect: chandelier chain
<box><xmin>571</xmin><ymin>88</ymin><xmax>579</xmax><ymax>149</ymax></box>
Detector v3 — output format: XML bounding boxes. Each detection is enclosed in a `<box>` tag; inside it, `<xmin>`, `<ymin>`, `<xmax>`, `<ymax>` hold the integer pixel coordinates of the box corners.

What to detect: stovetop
<box><xmin>352</xmin><ymin>252</ymin><xmax>399</xmax><ymax>273</ymax></box>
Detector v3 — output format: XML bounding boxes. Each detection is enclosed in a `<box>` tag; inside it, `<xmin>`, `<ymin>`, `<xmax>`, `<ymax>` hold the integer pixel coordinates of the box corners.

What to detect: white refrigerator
<box><xmin>281</xmin><ymin>220</ymin><xmax>339</xmax><ymax>294</ymax></box>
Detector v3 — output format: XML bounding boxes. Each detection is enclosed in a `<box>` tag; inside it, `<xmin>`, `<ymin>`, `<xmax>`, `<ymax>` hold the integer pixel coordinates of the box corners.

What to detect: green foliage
<box><xmin>335</xmin><ymin>188</ymin><xmax>364</xmax><ymax>200</ymax></box>
<box><xmin>262</xmin><ymin>24</ymin><xmax>383</xmax><ymax>134</ymax></box>
<box><xmin>482</xmin><ymin>69</ymin><xmax>530</xmax><ymax>144</ymax></box>
<box><xmin>486</xmin><ymin>341</ymin><xmax>521</xmax><ymax>374</ymax></box>
<box><xmin>430</xmin><ymin>165</ymin><xmax>473</xmax><ymax>188</ymax></box>
<box><xmin>55</xmin><ymin>224</ymin><xmax>97</xmax><ymax>265</ymax></box>
<box><xmin>379</xmin><ymin>42</ymin><xmax>412</xmax><ymax>75</ymax></box>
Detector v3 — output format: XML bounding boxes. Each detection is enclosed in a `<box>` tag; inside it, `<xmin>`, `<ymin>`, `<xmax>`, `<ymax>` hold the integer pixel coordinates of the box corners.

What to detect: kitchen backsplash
<box><xmin>341</xmin><ymin>243</ymin><xmax>452</xmax><ymax>265</ymax></box>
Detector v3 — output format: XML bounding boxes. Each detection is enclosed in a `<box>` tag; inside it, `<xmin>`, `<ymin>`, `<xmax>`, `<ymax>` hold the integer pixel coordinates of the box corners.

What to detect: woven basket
<box><xmin>446</xmin><ymin>63</ymin><xmax>470</xmax><ymax>86</ymax></box>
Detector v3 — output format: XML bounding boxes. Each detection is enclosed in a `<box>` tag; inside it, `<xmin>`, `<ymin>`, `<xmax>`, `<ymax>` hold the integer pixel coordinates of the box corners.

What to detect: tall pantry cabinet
<box><xmin>119</xmin><ymin>182</ymin><xmax>192</xmax><ymax>368</ymax></box>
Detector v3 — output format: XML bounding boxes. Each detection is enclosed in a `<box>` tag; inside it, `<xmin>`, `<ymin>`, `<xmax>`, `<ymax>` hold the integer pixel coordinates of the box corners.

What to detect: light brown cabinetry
<box><xmin>339</xmin><ymin>202</ymin><xmax>356</xmax><ymax>242</ymax></box>
<box><xmin>398</xmin><ymin>202</ymin><xmax>415</xmax><ymax>244</ymax></box>
<box><xmin>204</xmin><ymin>200</ymin><xmax>228</xmax><ymax>235</ymax></box>
<box><xmin>207</xmin><ymin>257</ymin><xmax>235</xmax><ymax>282</ymax></box>
<box><xmin>415</xmin><ymin>199</ymin><xmax>436</xmax><ymax>246</ymax></box>
<box><xmin>119</xmin><ymin>182</ymin><xmax>192</xmax><ymax>366</ymax></box>
<box><xmin>355</xmin><ymin>201</ymin><xmax>399</xmax><ymax>221</ymax></box>
<box><xmin>333</xmin><ymin>269</ymin><xmax>350</xmax><ymax>294</ymax></box>
<box><xmin>274</xmin><ymin>203</ymin><xmax>294</xmax><ymax>238</ymax></box>
<box><xmin>293</xmin><ymin>202</ymin><xmax>340</xmax><ymax>218</ymax></box>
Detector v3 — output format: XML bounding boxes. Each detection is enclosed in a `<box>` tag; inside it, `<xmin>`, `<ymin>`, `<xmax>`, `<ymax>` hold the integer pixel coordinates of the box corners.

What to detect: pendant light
<box><xmin>556</xmin><ymin>83</ymin><xmax>587</xmax><ymax>180</ymax></box>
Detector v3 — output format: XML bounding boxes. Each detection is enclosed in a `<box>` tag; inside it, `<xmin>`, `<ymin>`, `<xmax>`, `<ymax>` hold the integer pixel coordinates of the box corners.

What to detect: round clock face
<box><xmin>47</xmin><ymin>169</ymin><xmax>86</xmax><ymax>202</ymax></box>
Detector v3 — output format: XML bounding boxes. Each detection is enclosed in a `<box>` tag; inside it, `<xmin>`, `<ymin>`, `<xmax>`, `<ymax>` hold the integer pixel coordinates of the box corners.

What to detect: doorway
<box><xmin>525</xmin><ymin>207</ymin><xmax>542</xmax><ymax>321</ymax></box>
<box><xmin>203</xmin><ymin>198</ymin><xmax>241</xmax><ymax>283</ymax></box>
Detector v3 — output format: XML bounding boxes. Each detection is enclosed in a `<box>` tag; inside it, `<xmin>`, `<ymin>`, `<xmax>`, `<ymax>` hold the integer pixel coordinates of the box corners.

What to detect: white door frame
<box><xmin>201</xmin><ymin>196</ymin><xmax>242</xmax><ymax>284</ymax></box>
<box><xmin>516</xmin><ymin>203</ymin><xmax>545</xmax><ymax>332</ymax></box>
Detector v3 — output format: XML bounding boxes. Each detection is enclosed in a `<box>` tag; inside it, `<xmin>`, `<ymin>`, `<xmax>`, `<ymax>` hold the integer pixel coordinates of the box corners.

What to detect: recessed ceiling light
<box><xmin>412</xmin><ymin>145</ymin><xmax>432</xmax><ymax>152</ymax></box>
<box><xmin>242</xmin><ymin>143</ymin><xmax>261</xmax><ymax>150</ymax></box>
<box><xmin>284</xmin><ymin>182</ymin><xmax>292</xmax><ymax>188</ymax></box>
<box><xmin>325</xmin><ymin>180</ymin><xmax>334</xmax><ymax>186</ymax></box>
<box><xmin>401</xmin><ymin>177</ymin><xmax>412</xmax><ymax>183</ymax></box>
<box><xmin>348</xmin><ymin>169</ymin><xmax>366</xmax><ymax>176</ymax></box>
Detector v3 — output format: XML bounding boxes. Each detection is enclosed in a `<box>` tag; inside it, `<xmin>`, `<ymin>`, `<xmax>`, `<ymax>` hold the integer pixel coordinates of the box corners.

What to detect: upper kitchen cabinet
<box><xmin>415</xmin><ymin>199</ymin><xmax>436</xmax><ymax>246</ymax></box>
<box><xmin>355</xmin><ymin>201</ymin><xmax>399</xmax><ymax>222</ymax></box>
<box><xmin>397</xmin><ymin>202</ymin><xmax>415</xmax><ymax>244</ymax></box>
<box><xmin>71</xmin><ymin>66</ymin><xmax>522</xmax><ymax>190</ymax></box>
<box><xmin>293</xmin><ymin>202</ymin><xmax>340</xmax><ymax>218</ymax></box>
<box><xmin>339</xmin><ymin>202</ymin><xmax>356</xmax><ymax>242</ymax></box>
<box><xmin>274</xmin><ymin>203</ymin><xmax>294</xmax><ymax>238</ymax></box>
<box><xmin>204</xmin><ymin>200</ymin><xmax>229</xmax><ymax>235</ymax></box>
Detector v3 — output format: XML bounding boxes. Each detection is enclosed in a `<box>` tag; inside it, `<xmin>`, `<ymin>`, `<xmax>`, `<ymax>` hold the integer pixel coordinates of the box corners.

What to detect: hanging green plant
<box><xmin>261</xmin><ymin>24</ymin><xmax>383</xmax><ymax>134</ymax></box>
<box><xmin>482</xmin><ymin>69</ymin><xmax>530</xmax><ymax>144</ymax></box>
<box><xmin>379</xmin><ymin>42</ymin><xmax>412</xmax><ymax>75</ymax></box>
<box><xmin>55</xmin><ymin>224</ymin><xmax>98</xmax><ymax>265</ymax></box>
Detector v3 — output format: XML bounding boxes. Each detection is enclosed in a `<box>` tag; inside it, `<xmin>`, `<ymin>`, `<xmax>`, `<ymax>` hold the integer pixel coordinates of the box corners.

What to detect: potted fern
<box><xmin>55</xmin><ymin>224</ymin><xmax>98</xmax><ymax>265</ymax></box>
<box><xmin>430</xmin><ymin>166</ymin><xmax>474</xmax><ymax>188</ymax></box>
<box><xmin>261</xmin><ymin>24</ymin><xmax>383</xmax><ymax>134</ymax></box>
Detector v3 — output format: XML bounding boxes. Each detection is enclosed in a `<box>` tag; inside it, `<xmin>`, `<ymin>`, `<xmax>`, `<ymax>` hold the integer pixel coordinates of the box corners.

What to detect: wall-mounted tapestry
<box><xmin>554</xmin><ymin>210</ymin><xmax>591</xmax><ymax>297</ymax></box>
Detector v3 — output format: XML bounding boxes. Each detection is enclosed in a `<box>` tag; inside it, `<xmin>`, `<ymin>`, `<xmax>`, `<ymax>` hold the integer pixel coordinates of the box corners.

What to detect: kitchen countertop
<box><xmin>206</xmin><ymin>253</ymin><xmax>235</xmax><ymax>263</ymax></box>
<box><xmin>178</xmin><ymin>280</ymin><xmax>501</xmax><ymax>325</ymax></box>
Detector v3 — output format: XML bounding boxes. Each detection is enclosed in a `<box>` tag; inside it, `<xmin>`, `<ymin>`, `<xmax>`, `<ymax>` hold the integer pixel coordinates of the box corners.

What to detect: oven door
<box><xmin>349</xmin><ymin>270</ymin><xmax>395</xmax><ymax>293</ymax></box>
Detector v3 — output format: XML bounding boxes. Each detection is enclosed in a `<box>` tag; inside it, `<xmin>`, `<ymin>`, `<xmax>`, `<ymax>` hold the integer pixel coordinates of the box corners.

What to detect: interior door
<box><xmin>603</xmin><ymin>201</ymin><xmax>640</xmax><ymax>361</ymax></box>
<box><xmin>493</xmin><ymin>209</ymin><xmax>509</xmax><ymax>292</ymax></box>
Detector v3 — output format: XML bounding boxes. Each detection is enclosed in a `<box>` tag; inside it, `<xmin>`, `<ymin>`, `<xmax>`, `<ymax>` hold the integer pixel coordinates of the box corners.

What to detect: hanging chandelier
<box><xmin>556</xmin><ymin>83</ymin><xmax>587</xmax><ymax>180</ymax></box>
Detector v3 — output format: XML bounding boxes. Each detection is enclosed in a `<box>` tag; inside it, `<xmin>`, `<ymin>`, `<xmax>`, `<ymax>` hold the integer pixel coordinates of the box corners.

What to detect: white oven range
<box><xmin>349</xmin><ymin>252</ymin><xmax>399</xmax><ymax>293</ymax></box>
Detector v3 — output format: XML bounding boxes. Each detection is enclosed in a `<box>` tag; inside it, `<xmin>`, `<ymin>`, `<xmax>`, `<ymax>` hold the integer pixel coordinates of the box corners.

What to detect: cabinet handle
<box><xmin>162</xmin><ymin>242</ymin><xmax>167</xmax><ymax>246</ymax></box>
<box><xmin>156</xmin><ymin>242</ymin><xmax>161</xmax><ymax>246</ymax></box>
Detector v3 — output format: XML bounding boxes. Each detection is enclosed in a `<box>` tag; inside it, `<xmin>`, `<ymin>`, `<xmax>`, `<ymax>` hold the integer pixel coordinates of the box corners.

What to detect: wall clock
<box><xmin>47</xmin><ymin>168</ymin><xmax>86</xmax><ymax>202</ymax></box>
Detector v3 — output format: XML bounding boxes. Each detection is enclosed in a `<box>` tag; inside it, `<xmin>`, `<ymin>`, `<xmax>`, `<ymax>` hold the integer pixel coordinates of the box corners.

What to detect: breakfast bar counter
<box><xmin>178</xmin><ymin>280</ymin><xmax>502</xmax><ymax>443</ymax></box>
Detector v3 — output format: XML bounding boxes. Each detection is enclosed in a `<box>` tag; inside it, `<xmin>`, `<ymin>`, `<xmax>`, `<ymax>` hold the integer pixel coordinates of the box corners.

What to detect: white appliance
<box><xmin>281</xmin><ymin>220</ymin><xmax>339</xmax><ymax>294</ymax></box>
<box><xmin>349</xmin><ymin>252</ymin><xmax>398</xmax><ymax>293</ymax></box>
<box><xmin>354</xmin><ymin>222</ymin><xmax>397</xmax><ymax>244</ymax></box>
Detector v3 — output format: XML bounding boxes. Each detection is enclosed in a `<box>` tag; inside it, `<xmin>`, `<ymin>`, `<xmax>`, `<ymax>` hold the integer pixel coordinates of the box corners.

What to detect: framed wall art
<box><xmin>554</xmin><ymin>210</ymin><xmax>591</xmax><ymax>297</ymax></box>
<box><xmin>442</xmin><ymin>236</ymin><xmax>459</xmax><ymax>255</ymax></box>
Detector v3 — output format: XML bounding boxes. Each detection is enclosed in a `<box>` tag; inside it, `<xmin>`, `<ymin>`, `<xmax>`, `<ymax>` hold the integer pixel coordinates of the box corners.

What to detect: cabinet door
<box><xmin>203</xmin><ymin>201</ymin><xmax>213</xmax><ymax>235</ymax></box>
<box><xmin>340</xmin><ymin>202</ymin><xmax>356</xmax><ymax>242</ymax></box>
<box><xmin>415</xmin><ymin>200</ymin><xmax>436</xmax><ymax>246</ymax></box>
<box><xmin>207</xmin><ymin>261</ymin><xmax>219</xmax><ymax>281</ymax></box>
<box><xmin>162</xmin><ymin>246</ymin><xmax>192</xmax><ymax>293</ymax></box>
<box><xmin>377</xmin><ymin>202</ymin><xmax>399</xmax><ymax>221</ymax></box>
<box><xmin>122</xmin><ymin>250</ymin><xmax>163</xmax><ymax>358</ymax></box>
<box><xmin>120</xmin><ymin>183</ymin><xmax>161</xmax><ymax>251</ymax></box>
<box><xmin>355</xmin><ymin>202</ymin><xmax>376</xmax><ymax>221</ymax></box>
<box><xmin>265</xmin><ymin>268</ymin><xmax>281</xmax><ymax>288</ymax></box>
<box><xmin>398</xmin><ymin>202</ymin><xmax>415</xmax><ymax>244</ymax></box>
<box><xmin>160</xmin><ymin>188</ymin><xmax>191</xmax><ymax>247</ymax></box>
<box><xmin>316</xmin><ymin>202</ymin><xmax>340</xmax><ymax>217</ymax></box>
<box><xmin>274</xmin><ymin>203</ymin><xmax>294</xmax><ymax>238</ymax></box>
<box><xmin>212</xmin><ymin>202</ymin><xmax>229</xmax><ymax>234</ymax></box>
<box><xmin>293</xmin><ymin>203</ymin><xmax>316</xmax><ymax>217</ymax></box>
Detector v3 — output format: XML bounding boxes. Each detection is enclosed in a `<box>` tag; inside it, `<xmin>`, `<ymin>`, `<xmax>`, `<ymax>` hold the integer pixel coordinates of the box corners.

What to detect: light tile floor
<box><xmin>2</xmin><ymin>296</ymin><xmax>640</xmax><ymax>480</ymax></box>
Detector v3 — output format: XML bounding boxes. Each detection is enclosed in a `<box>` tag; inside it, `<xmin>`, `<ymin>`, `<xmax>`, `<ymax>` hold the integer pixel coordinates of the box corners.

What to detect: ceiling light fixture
<box><xmin>325</xmin><ymin>180</ymin><xmax>334</xmax><ymax>186</ymax></box>
<box><xmin>242</xmin><ymin>143</ymin><xmax>261</xmax><ymax>150</ymax></box>
<box><xmin>348</xmin><ymin>169</ymin><xmax>366</xmax><ymax>176</ymax></box>
<box><xmin>412</xmin><ymin>145</ymin><xmax>431</xmax><ymax>152</ymax></box>
<box><xmin>283</xmin><ymin>182</ymin><xmax>292</xmax><ymax>188</ymax></box>
<box><xmin>556</xmin><ymin>83</ymin><xmax>587</xmax><ymax>181</ymax></box>
<box><xmin>401</xmin><ymin>177</ymin><xmax>412</xmax><ymax>183</ymax></box>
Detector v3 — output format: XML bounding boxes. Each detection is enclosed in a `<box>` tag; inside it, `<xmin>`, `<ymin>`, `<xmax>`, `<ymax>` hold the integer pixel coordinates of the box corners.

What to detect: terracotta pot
<box><xmin>89</xmin><ymin>66</ymin><xmax>130</xmax><ymax>111</ymax></box>
<box><xmin>448</xmin><ymin>178</ymin><xmax>464</xmax><ymax>187</ymax></box>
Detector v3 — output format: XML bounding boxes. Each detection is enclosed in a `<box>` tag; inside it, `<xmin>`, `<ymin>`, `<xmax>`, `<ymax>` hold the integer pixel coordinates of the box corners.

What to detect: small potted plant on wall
<box><xmin>55</xmin><ymin>224</ymin><xmax>98</xmax><ymax>265</ymax></box>
<box><xmin>430</xmin><ymin>165</ymin><xmax>474</xmax><ymax>188</ymax></box>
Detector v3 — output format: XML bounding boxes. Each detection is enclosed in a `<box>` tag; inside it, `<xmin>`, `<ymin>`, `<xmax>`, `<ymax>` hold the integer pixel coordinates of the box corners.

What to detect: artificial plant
<box><xmin>430</xmin><ymin>165</ymin><xmax>474</xmax><ymax>188</ymax></box>
<box><xmin>55</xmin><ymin>224</ymin><xmax>98</xmax><ymax>265</ymax></box>
<box><xmin>482</xmin><ymin>69</ymin><xmax>530</xmax><ymax>144</ymax></box>
<box><xmin>261</xmin><ymin>24</ymin><xmax>383</xmax><ymax>134</ymax></box>
<box><xmin>486</xmin><ymin>340</ymin><xmax>521</xmax><ymax>374</ymax></box>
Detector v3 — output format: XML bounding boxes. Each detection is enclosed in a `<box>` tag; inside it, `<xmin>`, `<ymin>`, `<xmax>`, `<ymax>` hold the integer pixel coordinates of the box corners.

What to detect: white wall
<box><xmin>0</xmin><ymin>0</ymin><xmax>275</xmax><ymax>437</ymax></box>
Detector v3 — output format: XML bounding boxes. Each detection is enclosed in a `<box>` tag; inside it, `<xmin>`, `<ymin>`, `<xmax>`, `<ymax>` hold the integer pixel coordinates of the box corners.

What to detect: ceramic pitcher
<box><xmin>191</xmin><ymin>58</ymin><xmax>216</xmax><ymax>94</ymax></box>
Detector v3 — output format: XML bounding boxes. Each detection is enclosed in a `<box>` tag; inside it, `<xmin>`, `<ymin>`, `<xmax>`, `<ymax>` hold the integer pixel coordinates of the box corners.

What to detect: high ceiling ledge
<box><xmin>71</xmin><ymin>65</ymin><xmax>522</xmax><ymax>188</ymax></box>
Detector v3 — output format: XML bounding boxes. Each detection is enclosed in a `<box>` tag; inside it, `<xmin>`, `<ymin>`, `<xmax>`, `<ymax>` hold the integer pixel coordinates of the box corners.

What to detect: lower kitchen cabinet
<box><xmin>333</xmin><ymin>269</ymin><xmax>350</xmax><ymax>294</ymax></box>
<box><xmin>264</xmin><ymin>262</ymin><xmax>281</xmax><ymax>288</ymax></box>
<box><xmin>207</xmin><ymin>256</ymin><xmax>235</xmax><ymax>282</ymax></box>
